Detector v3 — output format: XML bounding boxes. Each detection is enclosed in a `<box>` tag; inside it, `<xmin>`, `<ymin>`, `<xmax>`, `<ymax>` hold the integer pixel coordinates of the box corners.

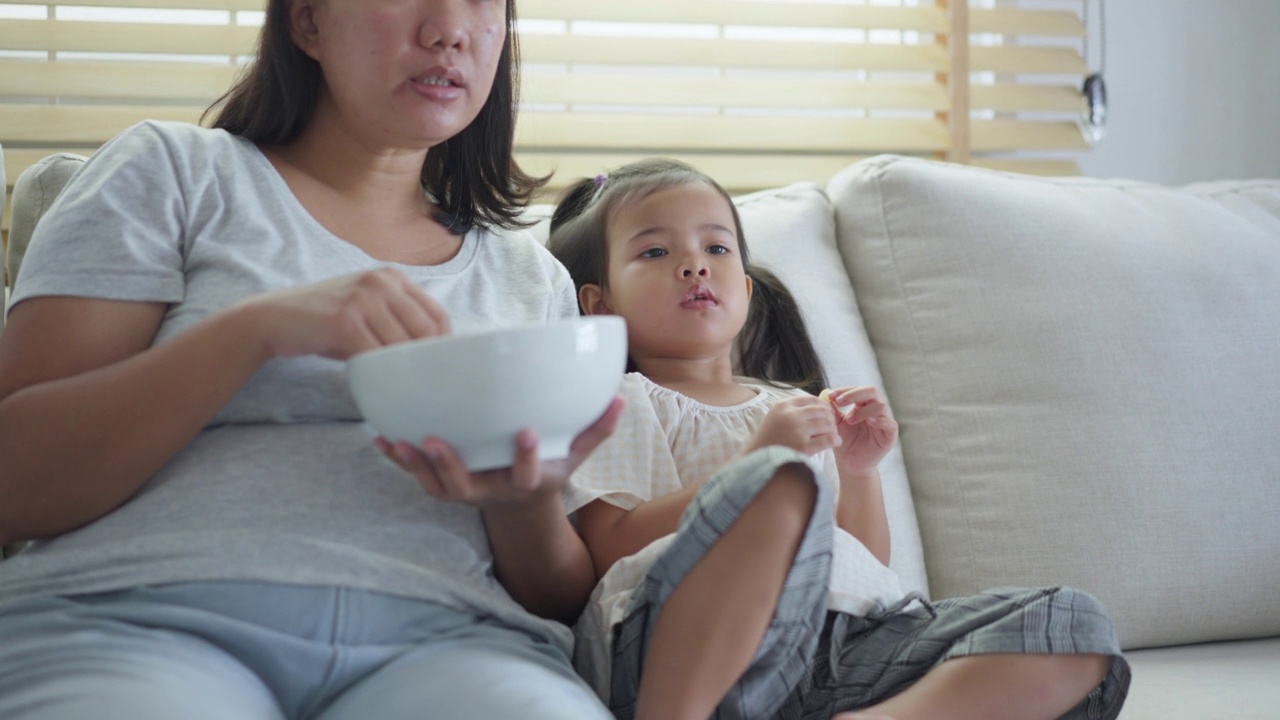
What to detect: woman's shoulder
<box><xmin>472</xmin><ymin>224</ymin><xmax>573</xmax><ymax>282</ymax></box>
<box><xmin>82</xmin><ymin>121</ymin><xmax>254</xmax><ymax>189</ymax></box>
<box><xmin>106</xmin><ymin>120</ymin><xmax>243</xmax><ymax>156</ymax></box>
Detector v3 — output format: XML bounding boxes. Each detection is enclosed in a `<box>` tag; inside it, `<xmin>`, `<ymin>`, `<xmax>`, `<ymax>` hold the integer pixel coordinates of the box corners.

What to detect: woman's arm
<box><xmin>0</xmin><ymin>268</ymin><xmax>450</xmax><ymax>545</ymax></box>
<box><xmin>481</xmin><ymin>493</ymin><xmax>598</xmax><ymax>625</ymax></box>
<box><xmin>0</xmin><ymin>297</ymin><xmax>270</xmax><ymax>544</ymax></box>
<box><xmin>381</xmin><ymin>399</ymin><xmax>625</xmax><ymax>625</ymax></box>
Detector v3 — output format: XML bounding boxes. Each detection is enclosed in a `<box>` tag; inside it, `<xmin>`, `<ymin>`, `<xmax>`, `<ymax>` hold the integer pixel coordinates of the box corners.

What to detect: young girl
<box><xmin>547</xmin><ymin>159</ymin><xmax>1131</xmax><ymax>720</ymax></box>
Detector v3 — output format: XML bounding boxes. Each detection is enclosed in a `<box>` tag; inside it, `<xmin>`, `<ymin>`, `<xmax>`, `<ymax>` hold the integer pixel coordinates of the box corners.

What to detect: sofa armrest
<box><xmin>6</xmin><ymin>153</ymin><xmax>89</xmax><ymax>298</ymax></box>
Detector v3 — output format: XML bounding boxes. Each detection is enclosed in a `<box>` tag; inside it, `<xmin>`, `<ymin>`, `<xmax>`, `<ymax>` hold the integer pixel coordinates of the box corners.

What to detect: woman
<box><xmin>0</xmin><ymin>0</ymin><xmax>619</xmax><ymax>717</ymax></box>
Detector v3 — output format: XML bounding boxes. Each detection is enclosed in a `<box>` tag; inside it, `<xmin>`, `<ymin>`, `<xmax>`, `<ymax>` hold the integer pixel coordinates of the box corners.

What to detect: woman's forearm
<box><xmin>0</xmin><ymin>303</ymin><xmax>273</xmax><ymax>544</ymax></box>
<box><xmin>482</xmin><ymin>495</ymin><xmax>598</xmax><ymax>624</ymax></box>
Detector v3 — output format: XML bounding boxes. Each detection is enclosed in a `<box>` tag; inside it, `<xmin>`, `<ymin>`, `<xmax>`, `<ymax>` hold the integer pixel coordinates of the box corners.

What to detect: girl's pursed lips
<box><xmin>680</xmin><ymin>283</ymin><xmax>718</xmax><ymax>308</ymax></box>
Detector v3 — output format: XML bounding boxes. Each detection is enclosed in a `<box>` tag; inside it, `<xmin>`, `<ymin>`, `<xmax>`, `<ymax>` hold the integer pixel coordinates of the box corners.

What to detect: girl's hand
<box><xmin>745</xmin><ymin>395</ymin><xmax>840</xmax><ymax>456</ymax></box>
<box><xmin>824</xmin><ymin>386</ymin><xmax>898</xmax><ymax>476</ymax></box>
<box><xmin>376</xmin><ymin>396</ymin><xmax>625</xmax><ymax>508</ymax></box>
<box><xmin>240</xmin><ymin>268</ymin><xmax>451</xmax><ymax>361</ymax></box>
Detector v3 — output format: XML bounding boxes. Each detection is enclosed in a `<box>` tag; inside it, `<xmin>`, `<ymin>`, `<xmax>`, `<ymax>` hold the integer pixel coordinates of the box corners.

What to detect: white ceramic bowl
<box><xmin>347</xmin><ymin>316</ymin><xmax>627</xmax><ymax>471</ymax></box>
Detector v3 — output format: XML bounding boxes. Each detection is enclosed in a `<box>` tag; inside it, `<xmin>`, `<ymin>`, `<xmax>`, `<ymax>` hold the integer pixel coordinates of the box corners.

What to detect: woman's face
<box><xmin>291</xmin><ymin>0</ymin><xmax>507</xmax><ymax>149</ymax></box>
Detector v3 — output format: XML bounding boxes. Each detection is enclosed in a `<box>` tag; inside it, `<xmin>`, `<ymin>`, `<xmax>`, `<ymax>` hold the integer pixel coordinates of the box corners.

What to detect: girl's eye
<box><xmin>640</xmin><ymin>248</ymin><xmax>667</xmax><ymax>259</ymax></box>
<box><xmin>707</xmin><ymin>244</ymin><xmax>731</xmax><ymax>255</ymax></box>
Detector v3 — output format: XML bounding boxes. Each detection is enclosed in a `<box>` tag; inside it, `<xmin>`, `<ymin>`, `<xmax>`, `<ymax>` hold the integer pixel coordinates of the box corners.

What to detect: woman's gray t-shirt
<box><xmin>2</xmin><ymin>120</ymin><xmax>579</xmax><ymax>651</ymax></box>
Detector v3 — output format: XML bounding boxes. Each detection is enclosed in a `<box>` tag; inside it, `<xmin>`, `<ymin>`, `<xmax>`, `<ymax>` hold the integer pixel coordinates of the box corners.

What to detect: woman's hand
<box><xmin>240</xmin><ymin>267</ymin><xmax>452</xmax><ymax>361</ymax></box>
<box><xmin>379</xmin><ymin>397</ymin><xmax>625</xmax><ymax>623</ymax></box>
<box><xmin>744</xmin><ymin>395</ymin><xmax>840</xmax><ymax>457</ymax></box>
<box><xmin>824</xmin><ymin>386</ymin><xmax>898</xmax><ymax>477</ymax></box>
<box><xmin>375</xmin><ymin>396</ymin><xmax>625</xmax><ymax>509</ymax></box>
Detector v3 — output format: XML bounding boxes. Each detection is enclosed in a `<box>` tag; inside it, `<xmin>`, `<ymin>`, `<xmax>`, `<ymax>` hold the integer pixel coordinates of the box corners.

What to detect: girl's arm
<box><xmin>574</xmin><ymin>484</ymin><xmax>701</xmax><ymax>578</ymax></box>
<box><xmin>835</xmin><ymin>467</ymin><xmax>891</xmax><ymax>566</ymax></box>
<box><xmin>576</xmin><ymin>393</ymin><xmax>843</xmax><ymax>578</ymax></box>
<box><xmin>0</xmin><ymin>269</ymin><xmax>450</xmax><ymax>545</ymax></box>
<box><xmin>826</xmin><ymin>386</ymin><xmax>898</xmax><ymax>566</ymax></box>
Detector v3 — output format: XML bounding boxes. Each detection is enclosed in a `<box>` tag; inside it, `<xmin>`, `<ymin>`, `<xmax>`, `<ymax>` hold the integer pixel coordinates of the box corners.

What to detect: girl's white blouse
<box><xmin>565</xmin><ymin>372</ymin><xmax>906</xmax><ymax>701</ymax></box>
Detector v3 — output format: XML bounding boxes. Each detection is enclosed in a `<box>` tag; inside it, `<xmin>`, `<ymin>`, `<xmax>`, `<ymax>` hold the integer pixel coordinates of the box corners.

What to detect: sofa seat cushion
<box><xmin>1122</xmin><ymin>637</ymin><xmax>1280</xmax><ymax>719</ymax></box>
<box><xmin>829</xmin><ymin>155</ymin><xmax>1280</xmax><ymax>649</ymax></box>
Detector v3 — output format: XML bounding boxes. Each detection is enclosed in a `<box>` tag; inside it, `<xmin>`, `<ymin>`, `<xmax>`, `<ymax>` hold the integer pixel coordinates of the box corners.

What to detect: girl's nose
<box><xmin>680</xmin><ymin>262</ymin><xmax>710</xmax><ymax>279</ymax></box>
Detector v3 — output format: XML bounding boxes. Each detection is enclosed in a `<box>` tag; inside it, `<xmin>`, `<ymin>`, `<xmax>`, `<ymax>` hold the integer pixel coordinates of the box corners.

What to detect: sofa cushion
<box><xmin>1122</xmin><ymin>638</ymin><xmax>1280</xmax><ymax>719</ymax></box>
<box><xmin>7</xmin><ymin>153</ymin><xmax>89</xmax><ymax>302</ymax></box>
<box><xmin>829</xmin><ymin>155</ymin><xmax>1280</xmax><ymax>649</ymax></box>
<box><xmin>525</xmin><ymin>182</ymin><xmax>929</xmax><ymax>597</ymax></box>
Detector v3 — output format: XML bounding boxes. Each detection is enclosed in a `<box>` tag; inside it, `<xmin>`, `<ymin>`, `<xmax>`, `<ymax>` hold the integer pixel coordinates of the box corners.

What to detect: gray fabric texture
<box><xmin>782</xmin><ymin>587</ymin><xmax>1130</xmax><ymax>719</ymax></box>
<box><xmin>0</xmin><ymin>581</ymin><xmax>610</xmax><ymax>720</ymax></box>
<box><xmin>0</xmin><ymin>120</ymin><xmax>581</xmax><ymax>654</ymax></box>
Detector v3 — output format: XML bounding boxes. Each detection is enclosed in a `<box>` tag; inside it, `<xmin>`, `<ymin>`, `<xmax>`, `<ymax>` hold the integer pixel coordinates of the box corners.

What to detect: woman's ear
<box><xmin>744</xmin><ymin>273</ymin><xmax>754</xmax><ymax>301</ymax></box>
<box><xmin>579</xmin><ymin>284</ymin><xmax>611</xmax><ymax>316</ymax></box>
<box><xmin>288</xmin><ymin>0</ymin><xmax>322</xmax><ymax>60</ymax></box>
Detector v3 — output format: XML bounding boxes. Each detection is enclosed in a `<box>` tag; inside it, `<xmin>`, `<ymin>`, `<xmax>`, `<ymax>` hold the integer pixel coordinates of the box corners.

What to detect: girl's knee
<box><xmin>734</xmin><ymin>462</ymin><xmax>821</xmax><ymax>543</ymax></box>
<box><xmin>764</xmin><ymin>462</ymin><xmax>819</xmax><ymax>510</ymax></box>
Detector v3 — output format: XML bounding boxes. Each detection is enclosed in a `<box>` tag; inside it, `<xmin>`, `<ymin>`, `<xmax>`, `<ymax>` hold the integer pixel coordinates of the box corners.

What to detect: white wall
<box><xmin>1076</xmin><ymin>0</ymin><xmax>1280</xmax><ymax>184</ymax></box>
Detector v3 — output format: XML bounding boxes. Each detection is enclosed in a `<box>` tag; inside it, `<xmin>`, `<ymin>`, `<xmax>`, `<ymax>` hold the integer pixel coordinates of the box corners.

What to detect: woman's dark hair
<box><xmin>202</xmin><ymin>0</ymin><xmax>545</xmax><ymax>233</ymax></box>
<box><xmin>547</xmin><ymin>158</ymin><xmax>828</xmax><ymax>395</ymax></box>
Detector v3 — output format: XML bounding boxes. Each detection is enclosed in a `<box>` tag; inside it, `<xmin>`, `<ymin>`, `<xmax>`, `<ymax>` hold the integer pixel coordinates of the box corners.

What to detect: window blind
<box><xmin>1</xmin><ymin>0</ymin><xmax>1091</xmax><ymax>243</ymax></box>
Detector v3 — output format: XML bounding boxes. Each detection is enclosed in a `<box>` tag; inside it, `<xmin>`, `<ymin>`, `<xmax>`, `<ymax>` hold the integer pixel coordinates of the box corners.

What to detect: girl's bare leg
<box><xmin>834</xmin><ymin>652</ymin><xmax>1111</xmax><ymax>720</ymax></box>
<box><xmin>634</xmin><ymin>465</ymin><xmax>817</xmax><ymax>720</ymax></box>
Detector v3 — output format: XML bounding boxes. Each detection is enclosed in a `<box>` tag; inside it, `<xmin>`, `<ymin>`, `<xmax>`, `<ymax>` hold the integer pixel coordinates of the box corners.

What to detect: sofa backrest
<box><xmin>830</xmin><ymin>155</ymin><xmax>1280</xmax><ymax>650</ymax></box>
<box><xmin>2</xmin><ymin>153</ymin><xmax>937</xmax><ymax>596</ymax></box>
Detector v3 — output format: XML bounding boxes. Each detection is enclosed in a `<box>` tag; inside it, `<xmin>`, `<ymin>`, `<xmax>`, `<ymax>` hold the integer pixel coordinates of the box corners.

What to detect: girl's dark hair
<box><xmin>547</xmin><ymin>158</ymin><xmax>828</xmax><ymax>395</ymax></box>
<box><xmin>202</xmin><ymin>0</ymin><xmax>545</xmax><ymax>233</ymax></box>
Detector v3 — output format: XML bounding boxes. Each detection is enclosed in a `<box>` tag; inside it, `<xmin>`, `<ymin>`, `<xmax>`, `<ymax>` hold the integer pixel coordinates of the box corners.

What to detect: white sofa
<box><xmin>5</xmin><ymin>149</ymin><xmax>1280</xmax><ymax>717</ymax></box>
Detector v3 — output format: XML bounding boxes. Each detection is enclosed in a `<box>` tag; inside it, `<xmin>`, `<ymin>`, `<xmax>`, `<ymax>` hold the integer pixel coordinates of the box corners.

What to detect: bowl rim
<box><xmin>347</xmin><ymin>315</ymin><xmax>625</xmax><ymax>368</ymax></box>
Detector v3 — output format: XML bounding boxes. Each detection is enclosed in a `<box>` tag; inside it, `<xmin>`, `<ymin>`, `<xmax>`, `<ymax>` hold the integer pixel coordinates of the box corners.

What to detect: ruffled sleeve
<box><xmin>562</xmin><ymin>373</ymin><xmax>683</xmax><ymax>513</ymax></box>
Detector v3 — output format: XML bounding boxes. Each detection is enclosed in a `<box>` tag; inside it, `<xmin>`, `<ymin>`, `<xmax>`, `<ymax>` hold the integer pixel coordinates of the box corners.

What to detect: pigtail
<box><xmin>547</xmin><ymin>177</ymin><xmax>610</xmax><ymax>312</ymax></box>
<box><xmin>737</xmin><ymin>265</ymin><xmax>828</xmax><ymax>396</ymax></box>
<box><xmin>549</xmin><ymin>177</ymin><xmax>600</xmax><ymax>236</ymax></box>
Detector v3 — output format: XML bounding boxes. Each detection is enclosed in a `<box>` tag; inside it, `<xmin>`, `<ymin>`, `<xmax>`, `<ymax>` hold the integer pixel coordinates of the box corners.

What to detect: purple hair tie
<box><xmin>593</xmin><ymin>174</ymin><xmax>607</xmax><ymax>188</ymax></box>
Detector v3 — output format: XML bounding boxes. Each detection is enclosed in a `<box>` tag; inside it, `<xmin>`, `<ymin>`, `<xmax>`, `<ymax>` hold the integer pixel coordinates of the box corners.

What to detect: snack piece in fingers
<box><xmin>819</xmin><ymin>388</ymin><xmax>855</xmax><ymax>421</ymax></box>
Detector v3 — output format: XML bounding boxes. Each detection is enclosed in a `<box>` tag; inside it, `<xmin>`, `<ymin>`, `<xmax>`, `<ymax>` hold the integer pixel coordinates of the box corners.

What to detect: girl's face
<box><xmin>290</xmin><ymin>0</ymin><xmax>507</xmax><ymax>149</ymax></box>
<box><xmin>584</xmin><ymin>183</ymin><xmax>753</xmax><ymax>364</ymax></box>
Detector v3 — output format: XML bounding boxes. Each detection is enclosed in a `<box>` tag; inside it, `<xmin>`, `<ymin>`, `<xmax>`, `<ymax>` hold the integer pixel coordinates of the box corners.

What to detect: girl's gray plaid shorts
<box><xmin>607</xmin><ymin>447</ymin><xmax>1130</xmax><ymax>720</ymax></box>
